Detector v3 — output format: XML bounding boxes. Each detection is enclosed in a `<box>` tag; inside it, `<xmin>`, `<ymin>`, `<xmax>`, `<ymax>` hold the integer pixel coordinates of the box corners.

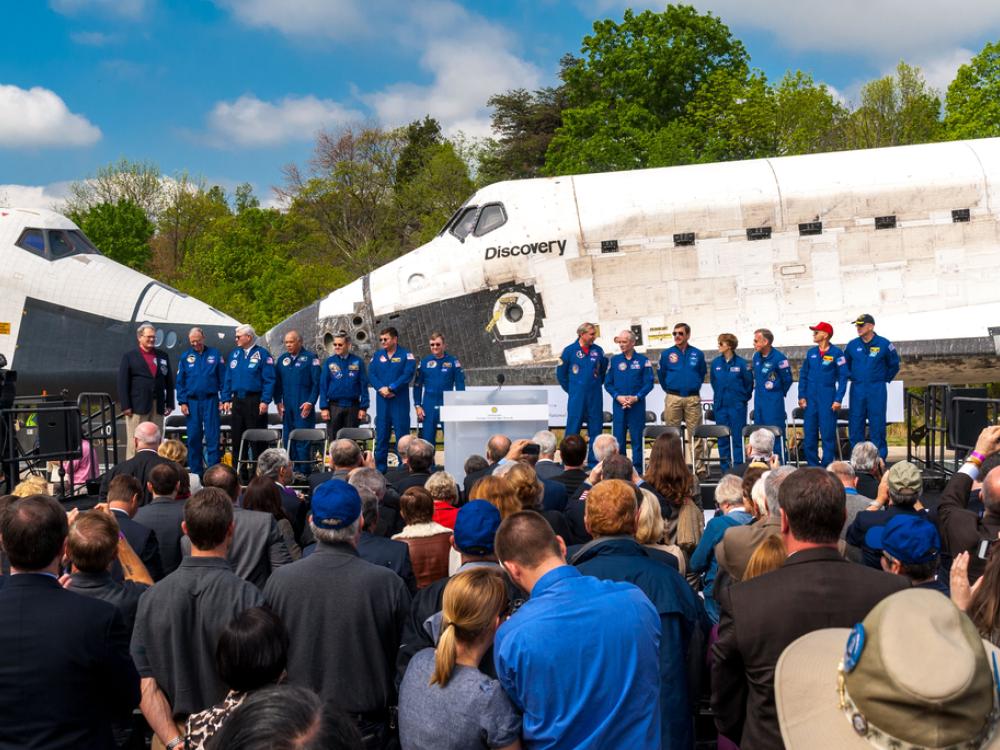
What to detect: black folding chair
<box><xmin>693</xmin><ymin>424</ymin><xmax>732</xmax><ymax>479</ymax></box>
<box><xmin>287</xmin><ymin>427</ymin><xmax>326</xmax><ymax>478</ymax></box>
<box><xmin>236</xmin><ymin>428</ymin><xmax>280</xmax><ymax>480</ymax></box>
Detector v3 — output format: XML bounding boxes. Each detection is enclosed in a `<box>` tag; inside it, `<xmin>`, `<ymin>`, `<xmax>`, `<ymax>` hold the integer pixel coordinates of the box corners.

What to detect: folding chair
<box><xmin>236</xmin><ymin>428</ymin><xmax>280</xmax><ymax>480</ymax></box>
<box><xmin>693</xmin><ymin>424</ymin><xmax>732</xmax><ymax>479</ymax></box>
<box><xmin>336</xmin><ymin>427</ymin><xmax>376</xmax><ymax>451</ymax></box>
<box><xmin>164</xmin><ymin>413</ymin><xmax>187</xmax><ymax>441</ymax></box>
<box><xmin>788</xmin><ymin>406</ymin><xmax>806</xmax><ymax>467</ymax></box>
<box><xmin>287</xmin><ymin>428</ymin><xmax>326</xmax><ymax>478</ymax></box>
<box><xmin>836</xmin><ymin>407</ymin><xmax>851</xmax><ymax>460</ymax></box>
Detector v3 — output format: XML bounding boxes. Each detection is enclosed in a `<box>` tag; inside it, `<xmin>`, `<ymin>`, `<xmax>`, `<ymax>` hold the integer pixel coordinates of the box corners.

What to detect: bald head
<box><xmin>134</xmin><ymin>422</ymin><xmax>161</xmax><ymax>448</ymax></box>
<box><xmin>983</xmin><ymin>466</ymin><xmax>1000</xmax><ymax>514</ymax></box>
<box><xmin>486</xmin><ymin>435</ymin><xmax>511</xmax><ymax>464</ymax></box>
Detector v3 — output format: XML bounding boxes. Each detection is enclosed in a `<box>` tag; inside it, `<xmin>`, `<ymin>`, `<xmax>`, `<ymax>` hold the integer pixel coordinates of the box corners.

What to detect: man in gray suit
<box><xmin>183</xmin><ymin>463</ymin><xmax>292</xmax><ymax>588</ymax></box>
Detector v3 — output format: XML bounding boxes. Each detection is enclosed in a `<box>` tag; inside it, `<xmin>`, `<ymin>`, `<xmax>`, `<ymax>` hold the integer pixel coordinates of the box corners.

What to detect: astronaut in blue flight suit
<box><xmin>604</xmin><ymin>329</ymin><xmax>654</xmax><ymax>472</ymax></box>
<box><xmin>273</xmin><ymin>330</ymin><xmax>321</xmax><ymax>471</ymax></box>
<box><xmin>844</xmin><ymin>313</ymin><xmax>900</xmax><ymax>460</ymax></box>
<box><xmin>368</xmin><ymin>326</ymin><xmax>416</xmax><ymax>473</ymax></box>
<box><xmin>709</xmin><ymin>332</ymin><xmax>753</xmax><ymax>473</ymax></box>
<box><xmin>175</xmin><ymin>327</ymin><xmax>224</xmax><ymax>477</ymax></box>
<box><xmin>556</xmin><ymin>322</ymin><xmax>608</xmax><ymax>466</ymax></box>
<box><xmin>798</xmin><ymin>322</ymin><xmax>848</xmax><ymax>467</ymax></box>
<box><xmin>318</xmin><ymin>333</ymin><xmax>369</xmax><ymax>440</ymax></box>
<box><xmin>413</xmin><ymin>332</ymin><xmax>465</xmax><ymax>445</ymax></box>
<box><xmin>222</xmin><ymin>324</ymin><xmax>276</xmax><ymax>478</ymax></box>
<box><xmin>751</xmin><ymin>327</ymin><xmax>793</xmax><ymax>461</ymax></box>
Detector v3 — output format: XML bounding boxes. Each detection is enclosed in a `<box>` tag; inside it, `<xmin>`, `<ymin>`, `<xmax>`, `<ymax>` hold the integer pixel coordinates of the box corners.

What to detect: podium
<box><xmin>439</xmin><ymin>389</ymin><xmax>549</xmax><ymax>482</ymax></box>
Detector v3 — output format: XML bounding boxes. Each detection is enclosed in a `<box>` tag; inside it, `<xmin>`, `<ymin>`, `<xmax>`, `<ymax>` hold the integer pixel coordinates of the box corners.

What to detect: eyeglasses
<box><xmin>333</xmin><ymin>343</ymin><xmax>345</xmax><ymax>347</ymax></box>
<box><xmin>379</xmin><ymin>337</ymin><xmax>391</xmax><ymax>343</ymax></box>
<box><xmin>672</xmin><ymin>332</ymin><xmax>686</xmax><ymax>337</ymax></box>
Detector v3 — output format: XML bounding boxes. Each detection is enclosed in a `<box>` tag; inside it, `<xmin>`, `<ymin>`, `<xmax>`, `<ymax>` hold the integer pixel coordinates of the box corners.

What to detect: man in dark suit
<box><xmin>462</xmin><ymin>434</ymin><xmax>510</xmax><ymax>498</ymax></box>
<box><xmin>354</xmin><ymin>481</ymin><xmax>416</xmax><ymax>593</ymax></box>
<box><xmin>118</xmin><ymin>323</ymin><xmax>174</xmax><ymax>459</ymax></box>
<box><xmin>99</xmin><ymin>421</ymin><xmax>173</xmax><ymax>504</ymax></box>
<box><xmin>194</xmin><ymin>463</ymin><xmax>292</xmax><ymax>588</ymax></box>
<box><xmin>391</xmin><ymin>438</ymin><xmax>434</xmax><ymax>494</ymax></box>
<box><xmin>67</xmin><ymin>509</ymin><xmax>150</xmax><ymax>636</ymax></box>
<box><xmin>711</xmin><ymin>468</ymin><xmax>909</xmax><ymax>750</ymax></box>
<box><xmin>107</xmin><ymin>473</ymin><xmax>164</xmax><ymax>581</ymax></box>
<box><xmin>383</xmin><ymin>433</ymin><xmax>416</xmax><ymax>486</ymax></box>
<box><xmin>551</xmin><ymin>434</ymin><xmax>589</xmax><ymax>497</ymax></box>
<box><xmin>0</xmin><ymin>495</ymin><xmax>140</xmax><ymax>748</ymax></box>
<box><xmin>134</xmin><ymin>462</ymin><xmax>187</xmax><ymax>576</ymax></box>
<box><xmin>533</xmin><ymin>430</ymin><xmax>563</xmax><ymax>480</ymax></box>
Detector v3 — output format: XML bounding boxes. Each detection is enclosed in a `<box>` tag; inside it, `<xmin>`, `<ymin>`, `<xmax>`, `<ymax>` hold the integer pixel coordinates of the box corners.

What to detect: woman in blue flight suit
<box><xmin>710</xmin><ymin>333</ymin><xmax>753</xmax><ymax>473</ymax></box>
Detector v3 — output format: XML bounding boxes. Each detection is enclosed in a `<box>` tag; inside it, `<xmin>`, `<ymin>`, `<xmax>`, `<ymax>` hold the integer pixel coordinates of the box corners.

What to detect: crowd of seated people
<box><xmin>2</xmin><ymin>420</ymin><xmax>1000</xmax><ymax>750</ymax></box>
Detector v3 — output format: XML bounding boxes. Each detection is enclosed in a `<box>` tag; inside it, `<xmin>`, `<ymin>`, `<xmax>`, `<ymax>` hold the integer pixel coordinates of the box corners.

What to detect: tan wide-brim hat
<box><xmin>775</xmin><ymin>590</ymin><xmax>1000</xmax><ymax>750</ymax></box>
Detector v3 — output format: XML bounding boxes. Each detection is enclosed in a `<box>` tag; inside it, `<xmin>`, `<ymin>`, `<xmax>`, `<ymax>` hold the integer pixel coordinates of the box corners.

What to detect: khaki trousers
<box><xmin>664</xmin><ymin>393</ymin><xmax>706</xmax><ymax>475</ymax></box>
<box><xmin>125</xmin><ymin>411</ymin><xmax>164</xmax><ymax>458</ymax></box>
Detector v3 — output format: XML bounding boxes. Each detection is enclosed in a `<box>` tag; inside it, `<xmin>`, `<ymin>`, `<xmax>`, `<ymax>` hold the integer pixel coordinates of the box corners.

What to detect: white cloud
<box><xmin>206</xmin><ymin>94</ymin><xmax>363</xmax><ymax>147</ymax></box>
<box><xmin>912</xmin><ymin>48</ymin><xmax>974</xmax><ymax>93</ymax></box>
<box><xmin>213</xmin><ymin>0</ymin><xmax>543</xmax><ymax>138</ymax></box>
<box><xmin>0</xmin><ymin>84</ymin><xmax>101</xmax><ymax>148</ymax></box>
<box><xmin>0</xmin><ymin>182</ymin><xmax>73</xmax><ymax>211</ymax></box>
<box><xmin>70</xmin><ymin>30</ymin><xmax>115</xmax><ymax>46</ymax></box>
<box><xmin>365</xmin><ymin>36</ymin><xmax>543</xmax><ymax>137</ymax></box>
<box><xmin>213</xmin><ymin>0</ymin><xmax>374</xmax><ymax>39</ymax></box>
<box><xmin>583</xmin><ymin>1</ymin><xmax>1000</xmax><ymax>64</ymax></box>
<box><xmin>50</xmin><ymin>0</ymin><xmax>148</xmax><ymax>19</ymax></box>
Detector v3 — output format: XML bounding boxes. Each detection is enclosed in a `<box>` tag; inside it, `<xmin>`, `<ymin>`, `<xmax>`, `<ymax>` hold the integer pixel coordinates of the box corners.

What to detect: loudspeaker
<box><xmin>38</xmin><ymin>404</ymin><xmax>83</xmax><ymax>459</ymax></box>
<box><xmin>949</xmin><ymin>388</ymin><xmax>988</xmax><ymax>450</ymax></box>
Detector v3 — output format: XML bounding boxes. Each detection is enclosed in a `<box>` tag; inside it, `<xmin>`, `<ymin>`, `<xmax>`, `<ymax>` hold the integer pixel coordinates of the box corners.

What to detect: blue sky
<box><xmin>3</xmin><ymin>0</ymin><xmax>1000</xmax><ymax>210</ymax></box>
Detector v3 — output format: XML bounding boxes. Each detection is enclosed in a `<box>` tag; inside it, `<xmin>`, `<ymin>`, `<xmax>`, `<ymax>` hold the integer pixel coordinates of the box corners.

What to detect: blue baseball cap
<box><xmin>453</xmin><ymin>500</ymin><xmax>502</xmax><ymax>555</ymax></box>
<box><xmin>311</xmin><ymin>480</ymin><xmax>361</xmax><ymax>530</ymax></box>
<box><xmin>865</xmin><ymin>514</ymin><xmax>940</xmax><ymax>565</ymax></box>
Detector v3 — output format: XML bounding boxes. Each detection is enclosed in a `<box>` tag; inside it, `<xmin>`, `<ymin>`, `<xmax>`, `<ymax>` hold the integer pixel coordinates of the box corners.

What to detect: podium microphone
<box><xmin>496</xmin><ymin>373</ymin><xmax>505</xmax><ymax>391</ymax></box>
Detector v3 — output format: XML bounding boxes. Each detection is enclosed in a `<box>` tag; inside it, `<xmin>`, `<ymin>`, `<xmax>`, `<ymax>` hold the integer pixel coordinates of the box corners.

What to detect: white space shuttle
<box><xmin>273</xmin><ymin>137</ymin><xmax>1000</xmax><ymax>386</ymax></box>
<box><xmin>0</xmin><ymin>207</ymin><xmax>238</xmax><ymax>396</ymax></box>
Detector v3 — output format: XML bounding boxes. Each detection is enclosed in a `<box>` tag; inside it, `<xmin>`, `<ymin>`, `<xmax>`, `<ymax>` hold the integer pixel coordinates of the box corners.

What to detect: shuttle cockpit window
<box><xmin>450</xmin><ymin>206</ymin><xmax>479</xmax><ymax>240</ymax></box>
<box><xmin>48</xmin><ymin>231</ymin><xmax>76</xmax><ymax>259</ymax></box>
<box><xmin>14</xmin><ymin>228</ymin><xmax>101</xmax><ymax>261</ymax></box>
<box><xmin>15</xmin><ymin>229</ymin><xmax>46</xmax><ymax>258</ymax></box>
<box><xmin>473</xmin><ymin>203</ymin><xmax>507</xmax><ymax>237</ymax></box>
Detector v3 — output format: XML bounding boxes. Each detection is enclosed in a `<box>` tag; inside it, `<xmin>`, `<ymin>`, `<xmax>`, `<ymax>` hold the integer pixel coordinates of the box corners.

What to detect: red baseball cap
<box><xmin>809</xmin><ymin>322</ymin><xmax>833</xmax><ymax>336</ymax></box>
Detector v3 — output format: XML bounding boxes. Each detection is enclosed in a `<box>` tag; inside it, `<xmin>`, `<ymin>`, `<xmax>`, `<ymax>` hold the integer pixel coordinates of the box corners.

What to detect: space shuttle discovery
<box><xmin>0</xmin><ymin>208</ymin><xmax>238</xmax><ymax>396</ymax></box>
<box><xmin>266</xmin><ymin>138</ymin><xmax>1000</xmax><ymax>386</ymax></box>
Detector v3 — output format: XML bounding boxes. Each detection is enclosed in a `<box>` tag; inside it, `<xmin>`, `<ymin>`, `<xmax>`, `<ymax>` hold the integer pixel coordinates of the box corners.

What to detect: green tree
<box><xmin>65</xmin><ymin>158</ymin><xmax>166</xmax><ymax>220</ymax></box>
<box><xmin>396</xmin><ymin>116</ymin><xmax>443</xmax><ymax>186</ymax></box>
<box><xmin>152</xmin><ymin>175</ymin><xmax>230</xmax><ymax>279</ymax></box>
<box><xmin>282</xmin><ymin>123</ymin><xmax>473</xmax><ymax>277</ymax></box>
<box><xmin>545</xmin><ymin>4</ymin><xmax>748</xmax><ymax>174</ymax></box>
<box><xmin>234</xmin><ymin>183</ymin><xmax>260</xmax><ymax>214</ymax></box>
<box><xmin>397</xmin><ymin>142</ymin><xmax>475</xmax><ymax>246</ymax></box>
<box><xmin>282</xmin><ymin>125</ymin><xmax>409</xmax><ymax>277</ymax></box>
<box><xmin>478</xmin><ymin>85</ymin><xmax>567</xmax><ymax>184</ymax></box>
<box><xmin>772</xmin><ymin>71</ymin><xmax>848</xmax><ymax>155</ymax></box>
<box><xmin>845</xmin><ymin>61</ymin><xmax>942</xmax><ymax>149</ymax></box>
<box><xmin>944</xmin><ymin>41</ymin><xmax>1000</xmax><ymax>139</ymax></box>
<box><xmin>69</xmin><ymin>199</ymin><xmax>155</xmax><ymax>270</ymax></box>
<box><xmin>177</xmin><ymin>207</ymin><xmax>348</xmax><ymax>332</ymax></box>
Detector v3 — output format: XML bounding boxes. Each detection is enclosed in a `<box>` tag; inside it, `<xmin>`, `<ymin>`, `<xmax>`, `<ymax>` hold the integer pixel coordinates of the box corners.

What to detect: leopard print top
<box><xmin>184</xmin><ymin>690</ymin><xmax>246</xmax><ymax>750</ymax></box>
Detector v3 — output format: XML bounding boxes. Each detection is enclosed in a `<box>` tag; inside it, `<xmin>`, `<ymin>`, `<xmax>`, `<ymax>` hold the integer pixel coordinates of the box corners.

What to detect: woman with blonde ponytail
<box><xmin>398</xmin><ymin>568</ymin><xmax>522</xmax><ymax>749</ymax></box>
